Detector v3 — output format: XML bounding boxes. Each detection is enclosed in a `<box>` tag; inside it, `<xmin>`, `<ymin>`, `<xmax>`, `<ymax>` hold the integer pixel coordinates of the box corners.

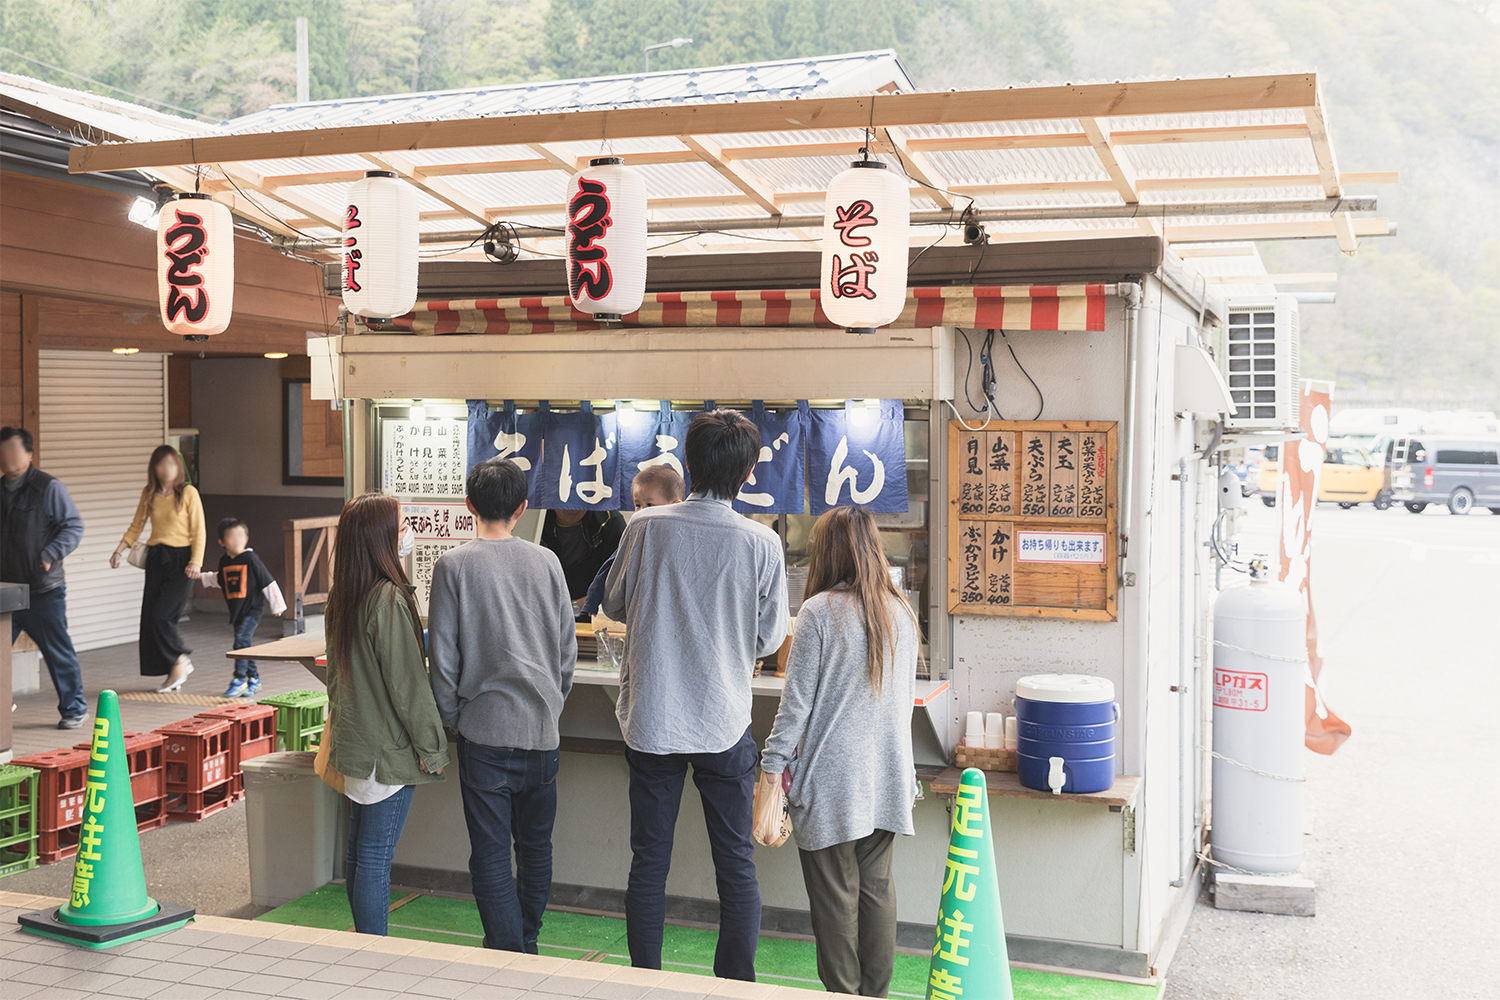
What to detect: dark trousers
<box><xmin>139</xmin><ymin>544</ymin><xmax>192</xmax><ymax>676</ymax></box>
<box><xmin>799</xmin><ymin>829</ymin><xmax>898</xmax><ymax>998</ymax></box>
<box><xmin>345</xmin><ymin>784</ymin><xmax>415</xmax><ymax>935</ymax></box>
<box><xmin>457</xmin><ymin>737</ymin><xmax>560</xmax><ymax>953</ymax></box>
<box><xmin>231</xmin><ymin>615</ymin><xmax>261</xmax><ymax>680</ymax></box>
<box><xmin>624</xmin><ymin>726</ymin><xmax>761</xmax><ymax>981</ymax></box>
<box><xmin>11</xmin><ymin>584</ymin><xmax>87</xmax><ymax>720</ymax></box>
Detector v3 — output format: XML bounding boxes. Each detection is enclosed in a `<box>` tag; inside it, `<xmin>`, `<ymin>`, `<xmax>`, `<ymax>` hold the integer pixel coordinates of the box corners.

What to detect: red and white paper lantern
<box><xmin>343</xmin><ymin>170</ymin><xmax>419</xmax><ymax>319</ymax></box>
<box><xmin>820</xmin><ymin>161</ymin><xmax>910</xmax><ymax>332</ymax></box>
<box><xmin>157</xmin><ymin>193</ymin><xmax>234</xmax><ymax>339</ymax></box>
<box><xmin>565</xmin><ymin>157</ymin><xmax>647</xmax><ymax>322</ymax></box>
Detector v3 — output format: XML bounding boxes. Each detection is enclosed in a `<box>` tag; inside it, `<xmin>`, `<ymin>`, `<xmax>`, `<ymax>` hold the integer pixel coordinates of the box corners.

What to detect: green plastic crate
<box><xmin>0</xmin><ymin>764</ymin><xmax>38</xmax><ymax>878</ymax></box>
<box><xmin>259</xmin><ymin>690</ymin><xmax>330</xmax><ymax>752</ymax></box>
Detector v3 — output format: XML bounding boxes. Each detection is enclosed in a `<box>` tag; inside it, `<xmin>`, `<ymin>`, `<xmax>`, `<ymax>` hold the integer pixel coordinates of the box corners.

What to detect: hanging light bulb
<box><xmin>819</xmin><ymin>160</ymin><xmax>910</xmax><ymax>333</ymax></box>
<box><xmin>157</xmin><ymin>193</ymin><xmax>235</xmax><ymax>340</ymax></box>
<box><xmin>565</xmin><ymin>157</ymin><xmax>647</xmax><ymax>323</ymax></box>
<box><xmin>343</xmin><ymin>171</ymin><xmax>419</xmax><ymax>319</ymax></box>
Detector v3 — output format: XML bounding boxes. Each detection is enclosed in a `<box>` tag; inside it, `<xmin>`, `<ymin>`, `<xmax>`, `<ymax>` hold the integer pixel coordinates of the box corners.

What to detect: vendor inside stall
<box><xmin>541</xmin><ymin>508</ymin><xmax>624</xmax><ymax>607</ymax></box>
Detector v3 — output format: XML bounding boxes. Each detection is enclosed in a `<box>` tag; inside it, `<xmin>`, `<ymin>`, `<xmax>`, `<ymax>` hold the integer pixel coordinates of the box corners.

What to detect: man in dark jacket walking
<box><xmin>1</xmin><ymin>427</ymin><xmax>88</xmax><ymax>727</ymax></box>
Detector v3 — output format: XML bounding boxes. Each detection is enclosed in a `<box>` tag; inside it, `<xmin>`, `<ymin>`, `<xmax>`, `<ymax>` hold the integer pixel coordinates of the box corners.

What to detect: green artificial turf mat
<box><xmin>256</xmin><ymin>885</ymin><xmax>1163</xmax><ymax>998</ymax></box>
<box><xmin>253</xmin><ymin>883</ymin><xmax>400</xmax><ymax>930</ymax></box>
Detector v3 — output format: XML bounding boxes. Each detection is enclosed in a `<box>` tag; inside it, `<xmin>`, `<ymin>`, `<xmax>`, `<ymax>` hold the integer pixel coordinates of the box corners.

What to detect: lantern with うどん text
<box><xmin>157</xmin><ymin>193</ymin><xmax>234</xmax><ymax>340</ymax></box>
<box><xmin>565</xmin><ymin>157</ymin><xmax>647</xmax><ymax>322</ymax></box>
<box><xmin>343</xmin><ymin>170</ymin><xmax>419</xmax><ymax>319</ymax></box>
<box><xmin>820</xmin><ymin>161</ymin><xmax>910</xmax><ymax>332</ymax></box>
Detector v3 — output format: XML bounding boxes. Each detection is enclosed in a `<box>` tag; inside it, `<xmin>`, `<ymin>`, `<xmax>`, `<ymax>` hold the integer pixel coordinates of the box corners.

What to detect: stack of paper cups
<box><xmin>985</xmin><ymin>713</ymin><xmax>1005</xmax><ymax>749</ymax></box>
<box><xmin>1004</xmin><ymin>716</ymin><xmax>1018</xmax><ymax>750</ymax></box>
<box><xmin>965</xmin><ymin>712</ymin><xmax>984</xmax><ymax>747</ymax></box>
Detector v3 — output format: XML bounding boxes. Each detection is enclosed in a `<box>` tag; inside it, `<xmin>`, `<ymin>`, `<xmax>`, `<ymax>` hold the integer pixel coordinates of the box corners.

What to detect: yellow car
<box><xmin>1257</xmin><ymin>442</ymin><xmax>1391</xmax><ymax>509</ymax></box>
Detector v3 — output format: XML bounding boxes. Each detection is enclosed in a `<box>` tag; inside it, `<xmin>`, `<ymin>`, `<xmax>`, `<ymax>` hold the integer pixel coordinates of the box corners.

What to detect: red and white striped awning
<box><xmin>383</xmin><ymin>284</ymin><xmax>1109</xmax><ymax>336</ymax></box>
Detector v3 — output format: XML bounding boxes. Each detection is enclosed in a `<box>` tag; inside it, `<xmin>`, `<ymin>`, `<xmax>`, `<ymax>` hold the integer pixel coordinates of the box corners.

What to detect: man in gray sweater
<box><xmin>429</xmin><ymin>457</ymin><xmax>576</xmax><ymax>954</ymax></box>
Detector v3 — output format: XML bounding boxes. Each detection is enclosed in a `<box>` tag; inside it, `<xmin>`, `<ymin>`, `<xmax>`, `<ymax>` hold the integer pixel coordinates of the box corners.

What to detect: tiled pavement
<box><xmin>0</xmin><ymin>893</ymin><xmax>846</xmax><ymax>1000</ymax></box>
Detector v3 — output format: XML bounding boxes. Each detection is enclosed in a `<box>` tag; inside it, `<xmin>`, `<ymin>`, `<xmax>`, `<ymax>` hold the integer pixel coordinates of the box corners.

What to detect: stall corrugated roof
<box><xmin>14</xmin><ymin>55</ymin><xmax>1396</xmax><ymax>261</ymax></box>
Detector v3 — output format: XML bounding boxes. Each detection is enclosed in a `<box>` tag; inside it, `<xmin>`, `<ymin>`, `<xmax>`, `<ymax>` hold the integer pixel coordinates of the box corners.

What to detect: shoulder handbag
<box><xmin>126</xmin><ymin>541</ymin><xmax>149</xmax><ymax>569</ymax></box>
<box><xmin>312</xmin><ymin>714</ymin><xmax>346</xmax><ymax>795</ymax></box>
<box><xmin>752</xmin><ymin>769</ymin><xmax>792</xmax><ymax>847</ymax></box>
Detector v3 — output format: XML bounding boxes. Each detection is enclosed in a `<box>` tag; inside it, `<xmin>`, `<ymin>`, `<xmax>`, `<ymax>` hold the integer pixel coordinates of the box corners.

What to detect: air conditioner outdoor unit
<box><xmin>1218</xmin><ymin>294</ymin><xmax>1300</xmax><ymax>430</ymax></box>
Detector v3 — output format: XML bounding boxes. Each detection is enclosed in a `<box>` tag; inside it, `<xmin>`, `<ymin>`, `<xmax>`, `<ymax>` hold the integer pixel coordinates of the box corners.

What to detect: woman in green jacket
<box><xmin>324</xmin><ymin>493</ymin><xmax>451</xmax><ymax>936</ymax></box>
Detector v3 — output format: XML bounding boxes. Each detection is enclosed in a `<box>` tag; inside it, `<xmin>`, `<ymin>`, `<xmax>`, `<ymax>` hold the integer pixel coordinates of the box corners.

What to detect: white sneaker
<box><xmin>156</xmin><ymin>657</ymin><xmax>194</xmax><ymax>693</ymax></box>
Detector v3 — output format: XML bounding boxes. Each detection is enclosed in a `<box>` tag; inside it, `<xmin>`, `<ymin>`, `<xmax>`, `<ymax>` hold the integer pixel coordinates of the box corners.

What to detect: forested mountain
<box><xmin>2</xmin><ymin>0</ymin><xmax>1495</xmax><ymax>408</ymax></box>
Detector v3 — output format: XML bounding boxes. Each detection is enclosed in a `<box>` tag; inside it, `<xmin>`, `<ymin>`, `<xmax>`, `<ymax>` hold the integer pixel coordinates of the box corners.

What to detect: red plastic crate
<box><xmin>195</xmin><ymin>704</ymin><xmax>276</xmax><ymax>800</ymax></box>
<box><xmin>164</xmin><ymin>782</ymin><xmax>234</xmax><ymax>823</ymax></box>
<box><xmin>73</xmin><ymin>731</ymin><xmax>165</xmax><ymax>808</ymax></box>
<box><xmin>155</xmin><ymin>717</ymin><xmax>234</xmax><ymax>797</ymax></box>
<box><xmin>35</xmin><ymin>798</ymin><xmax>171</xmax><ymax>864</ymax></box>
<box><xmin>11</xmin><ymin>748</ymin><xmax>89</xmax><ymax>833</ymax></box>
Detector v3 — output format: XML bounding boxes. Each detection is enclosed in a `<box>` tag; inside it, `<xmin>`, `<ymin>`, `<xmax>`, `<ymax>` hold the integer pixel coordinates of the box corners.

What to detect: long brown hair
<box><xmin>804</xmin><ymin>506</ymin><xmax>917</xmax><ymax>694</ymax></box>
<box><xmin>145</xmin><ymin>444</ymin><xmax>187</xmax><ymax>510</ymax></box>
<box><xmin>326</xmin><ymin>493</ymin><xmax>424</xmax><ymax>682</ymax></box>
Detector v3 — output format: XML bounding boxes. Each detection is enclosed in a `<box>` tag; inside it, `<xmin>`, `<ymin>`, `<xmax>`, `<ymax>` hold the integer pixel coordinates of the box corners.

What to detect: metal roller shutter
<box><xmin>38</xmin><ymin>349</ymin><xmax>167</xmax><ymax>652</ymax></box>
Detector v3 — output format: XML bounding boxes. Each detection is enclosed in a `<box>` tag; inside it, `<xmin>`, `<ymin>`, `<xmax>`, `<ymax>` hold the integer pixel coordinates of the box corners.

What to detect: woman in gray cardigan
<box><xmin>760</xmin><ymin>506</ymin><xmax>920</xmax><ymax>998</ymax></box>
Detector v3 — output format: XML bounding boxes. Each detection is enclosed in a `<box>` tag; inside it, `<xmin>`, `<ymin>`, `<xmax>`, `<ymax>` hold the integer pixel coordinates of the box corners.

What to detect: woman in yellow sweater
<box><xmin>111</xmin><ymin>445</ymin><xmax>206</xmax><ymax>692</ymax></box>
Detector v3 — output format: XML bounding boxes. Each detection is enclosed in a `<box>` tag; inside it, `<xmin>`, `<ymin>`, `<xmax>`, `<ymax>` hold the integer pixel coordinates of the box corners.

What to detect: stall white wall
<box><xmin>944</xmin><ymin>280</ymin><xmax>1214</xmax><ymax>965</ymax></box>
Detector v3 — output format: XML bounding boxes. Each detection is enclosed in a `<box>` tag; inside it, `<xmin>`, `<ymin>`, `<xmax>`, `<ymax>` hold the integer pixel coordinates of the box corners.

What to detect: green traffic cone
<box><xmin>19</xmin><ymin>691</ymin><xmax>194</xmax><ymax>948</ymax></box>
<box><xmin>926</xmin><ymin>767</ymin><xmax>1013</xmax><ymax>1000</ymax></box>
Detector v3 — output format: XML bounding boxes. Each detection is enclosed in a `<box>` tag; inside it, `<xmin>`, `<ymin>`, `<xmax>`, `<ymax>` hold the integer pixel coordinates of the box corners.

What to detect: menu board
<box><xmin>382</xmin><ymin>418</ymin><xmax>467</xmax><ymax>498</ymax></box>
<box><xmin>948</xmin><ymin>420</ymin><xmax>1117</xmax><ymax>621</ymax></box>
<box><xmin>400</xmin><ymin>502</ymin><xmax>477</xmax><ymax>616</ymax></box>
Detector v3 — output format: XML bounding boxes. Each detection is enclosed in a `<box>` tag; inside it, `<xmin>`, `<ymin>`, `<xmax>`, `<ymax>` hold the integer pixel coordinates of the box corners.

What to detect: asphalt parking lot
<box><xmin>1165</xmin><ymin>500</ymin><xmax>1500</xmax><ymax>999</ymax></box>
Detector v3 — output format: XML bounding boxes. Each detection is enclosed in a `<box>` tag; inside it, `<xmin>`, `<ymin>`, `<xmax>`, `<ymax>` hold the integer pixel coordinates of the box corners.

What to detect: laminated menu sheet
<box><xmin>948</xmin><ymin>420</ymin><xmax>1117</xmax><ymax>621</ymax></box>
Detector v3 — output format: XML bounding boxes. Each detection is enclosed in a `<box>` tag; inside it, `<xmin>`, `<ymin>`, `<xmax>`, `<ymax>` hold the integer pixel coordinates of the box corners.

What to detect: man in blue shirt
<box><xmin>1</xmin><ymin>427</ymin><xmax>88</xmax><ymax>728</ymax></box>
<box><xmin>603</xmin><ymin>410</ymin><xmax>788</xmax><ymax>981</ymax></box>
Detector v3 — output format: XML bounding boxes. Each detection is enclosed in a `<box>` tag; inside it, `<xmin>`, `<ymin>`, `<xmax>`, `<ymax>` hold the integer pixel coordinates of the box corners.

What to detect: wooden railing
<box><xmin>283</xmin><ymin>515</ymin><xmax>339</xmax><ymax>629</ymax></box>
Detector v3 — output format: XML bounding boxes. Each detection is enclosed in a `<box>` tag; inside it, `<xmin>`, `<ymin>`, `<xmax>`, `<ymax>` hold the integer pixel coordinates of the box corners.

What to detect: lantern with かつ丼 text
<box><xmin>820</xmin><ymin>161</ymin><xmax>910</xmax><ymax>332</ymax></box>
<box><xmin>565</xmin><ymin>157</ymin><xmax>647</xmax><ymax>322</ymax></box>
<box><xmin>157</xmin><ymin>193</ymin><xmax>234</xmax><ymax>340</ymax></box>
<box><xmin>343</xmin><ymin>170</ymin><xmax>419</xmax><ymax>319</ymax></box>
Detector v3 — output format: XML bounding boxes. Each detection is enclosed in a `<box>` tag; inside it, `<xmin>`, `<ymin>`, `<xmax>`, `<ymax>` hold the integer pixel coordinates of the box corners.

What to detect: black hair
<box><xmin>467</xmin><ymin>457</ymin><xmax>529</xmax><ymax>522</ymax></box>
<box><xmin>1</xmin><ymin>427</ymin><xmax>34</xmax><ymax>453</ymax></box>
<box><xmin>685</xmin><ymin>409</ymin><xmax>761</xmax><ymax>500</ymax></box>
<box><xmin>632</xmin><ymin>464</ymin><xmax>686</xmax><ymax>502</ymax></box>
<box><xmin>218</xmin><ymin>517</ymin><xmax>248</xmax><ymax>539</ymax></box>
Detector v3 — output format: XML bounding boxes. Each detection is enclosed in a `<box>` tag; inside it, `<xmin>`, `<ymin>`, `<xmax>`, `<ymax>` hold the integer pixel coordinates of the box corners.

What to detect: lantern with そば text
<box><xmin>157</xmin><ymin>193</ymin><xmax>234</xmax><ymax>340</ymax></box>
<box><xmin>820</xmin><ymin>161</ymin><xmax>910</xmax><ymax>332</ymax></box>
<box><xmin>565</xmin><ymin>157</ymin><xmax>647</xmax><ymax>322</ymax></box>
<box><xmin>343</xmin><ymin>171</ymin><xmax>419</xmax><ymax>319</ymax></box>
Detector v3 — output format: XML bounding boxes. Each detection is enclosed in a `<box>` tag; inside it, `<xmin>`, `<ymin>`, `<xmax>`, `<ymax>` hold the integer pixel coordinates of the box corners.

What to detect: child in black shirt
<box><xmin>203</xmin><ymin>518</ymin><xmax>279</xmax><ymax>698</ymax></box>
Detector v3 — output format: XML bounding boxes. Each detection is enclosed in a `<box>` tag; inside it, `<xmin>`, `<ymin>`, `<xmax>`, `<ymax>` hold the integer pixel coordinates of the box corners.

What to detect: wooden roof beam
<box><xmin>1333</xmin><ymin>211</ymin><xmax>1358</xmax><ymax>254</ymax></box>
<box><xmin>68</xmin><ymin>73</ymin><xmax>1322</xmax><ymax>173</ymax></box>
<box><xmin>363</xmin><ymin>151</ymin><xmax>491</xmax><ymax>225</ymax></box>
<box><xmin>877</xmin><ymin>127</ymin><xmax>953</xmax><ymax>209</ymax></box>
<box><xmin>678</xmin><ymin>134</ymin><xmax>781</xmax><ymax>216</ymax></box>
<box><xmin>1079</xmin><ymin>118</ymin><xmax>1139</xmax><ymax>204</ymax></box>
<box><xmin>1302</xmin><ymin>100</ymin><xmax>1341</xmax><ymax>197</ymax></box>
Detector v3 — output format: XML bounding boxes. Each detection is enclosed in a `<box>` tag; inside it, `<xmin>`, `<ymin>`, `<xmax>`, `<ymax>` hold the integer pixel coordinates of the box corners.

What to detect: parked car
<box><xmin>1256</xmin><ymin>442</ymin><xmax>1390</xmax><ymax>509</ymax></box>
<box><xmin>1388</xmin><ymin>436</ymin><xmax>1500</xmax><ymax>514</ymax></box>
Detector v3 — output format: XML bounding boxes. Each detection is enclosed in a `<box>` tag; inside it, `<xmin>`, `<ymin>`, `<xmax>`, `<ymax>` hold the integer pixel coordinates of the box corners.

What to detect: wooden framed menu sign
<box><xmin>949</xmin><ymin>420</ymin><xmax>1117</xmax><ymax>620</ymax></box>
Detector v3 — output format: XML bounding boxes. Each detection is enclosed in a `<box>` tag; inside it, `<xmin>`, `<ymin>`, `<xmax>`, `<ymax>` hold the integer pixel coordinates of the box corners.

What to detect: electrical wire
<box><xmin>999</xmin><ymin>330</ymin><xmax>1044</xmax><ymax>420</ymax></box>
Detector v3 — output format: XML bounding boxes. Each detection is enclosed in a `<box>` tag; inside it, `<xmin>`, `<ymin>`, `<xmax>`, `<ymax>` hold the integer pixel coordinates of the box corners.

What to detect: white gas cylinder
<box><xmin>1211</xmin><ymin>562</ymin><xmax>1306</xmax><ymax>874</ymax></box>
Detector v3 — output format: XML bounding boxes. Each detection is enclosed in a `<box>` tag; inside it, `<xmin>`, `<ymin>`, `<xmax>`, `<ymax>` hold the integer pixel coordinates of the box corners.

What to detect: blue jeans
<box><xmin>345</xmin><ymin>785</ymin><xmax>415</xmax><ymax>935</ymax></box>
<box><xmin>11</xmin><ymin>585</ymin><xmax>87</xmax><ymax>720</ymax></box>
<box><xmin>457</xmin><ymin>736</ymin><xmax>560</xmax><ymax>953</ymax></box>
<box><xmin>231</xmin><ymin>615</ymin><xmax>261</xmax><ymax>680</ymax></box>
<box><xmin>624</xmin><ymin>726</ymin><xmax>761</xmax><ymax>981</ymax></box>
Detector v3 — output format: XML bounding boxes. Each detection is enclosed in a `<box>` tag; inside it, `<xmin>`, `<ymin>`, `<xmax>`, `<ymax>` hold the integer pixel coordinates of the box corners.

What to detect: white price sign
<box><xmin>382</xmin><ymin>418</ymin><xmax>466</xmax><ymax>498</ymax></box>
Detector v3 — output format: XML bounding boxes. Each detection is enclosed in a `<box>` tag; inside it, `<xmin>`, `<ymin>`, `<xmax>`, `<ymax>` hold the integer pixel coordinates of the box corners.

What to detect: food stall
<box><xmin>68</xmin><ymin>69</ymin><xmax>1392</xmax><ymax>978</ymax></box>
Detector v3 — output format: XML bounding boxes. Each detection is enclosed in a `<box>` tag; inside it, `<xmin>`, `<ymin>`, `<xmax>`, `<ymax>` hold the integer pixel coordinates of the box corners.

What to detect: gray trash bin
<box><xmin>242</xmin><ymin>751</ymin><xmax>341</xmax><ymax>907</ymax></box>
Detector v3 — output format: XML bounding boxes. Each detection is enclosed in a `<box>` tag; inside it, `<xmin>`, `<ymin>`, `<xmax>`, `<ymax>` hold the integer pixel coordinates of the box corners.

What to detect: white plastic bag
<box><xmin>752</xmin><ymin>769</ymin><xmax>792</xmax><ymax>847</ymax></box>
